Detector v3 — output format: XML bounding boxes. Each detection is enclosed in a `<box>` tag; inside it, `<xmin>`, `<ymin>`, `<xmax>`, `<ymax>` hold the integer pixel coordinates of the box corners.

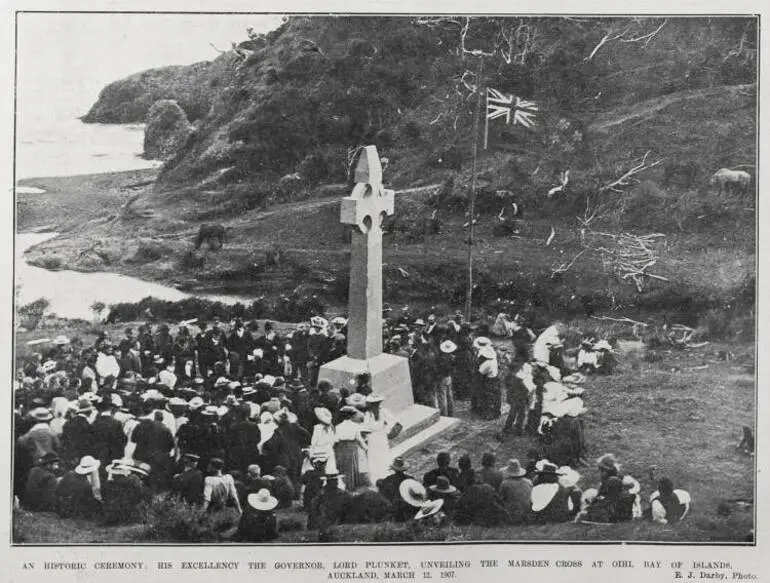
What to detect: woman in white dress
<box><xmin>361</xmin><ymin>393</ymin><xmax>402</xmax><ymax>485</ymax></box>
<box><xmin>309</xmin><ymin>407</ymin><xmax>337</xmax><ymax>474</ymax></box>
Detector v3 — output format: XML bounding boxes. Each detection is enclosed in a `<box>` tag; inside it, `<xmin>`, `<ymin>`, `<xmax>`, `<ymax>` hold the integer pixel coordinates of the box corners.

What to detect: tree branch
<box><xmin>599</xmin><ymin>150</ymin><xmax>663</xmax><ymax>193</ymax></box>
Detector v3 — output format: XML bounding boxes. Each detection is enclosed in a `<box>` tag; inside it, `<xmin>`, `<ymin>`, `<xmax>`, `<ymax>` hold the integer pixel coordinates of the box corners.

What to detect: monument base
<box><xmin>318</xmin><ymin>353</ymin><xmax>439</xmax><ymax>445</ymax></box>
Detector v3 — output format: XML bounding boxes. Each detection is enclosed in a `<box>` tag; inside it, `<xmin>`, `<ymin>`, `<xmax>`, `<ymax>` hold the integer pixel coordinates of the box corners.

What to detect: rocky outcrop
<box><xmin>143</xmin><ymin>100</ymin><xmax>195</xmax><ymax>161</ymax></box>
<box><xmin>81</xmin><ymin>60</ymin><xmax>219</xmax><ymax>124</ymax></box>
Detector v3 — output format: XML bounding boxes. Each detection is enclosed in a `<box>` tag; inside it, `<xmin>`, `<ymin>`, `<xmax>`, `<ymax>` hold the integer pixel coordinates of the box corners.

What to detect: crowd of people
<box><xmin>13</xmin><ymin>308</ymin><xmax>690</xmax><ymax>540</ymax></box>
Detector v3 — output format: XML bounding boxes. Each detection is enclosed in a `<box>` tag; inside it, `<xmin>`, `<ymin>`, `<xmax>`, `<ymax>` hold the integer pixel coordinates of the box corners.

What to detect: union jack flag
<box><xmin>486</xmin><ymin>88</ymin><xmax>538</xmax><ymax>128</ymax></box>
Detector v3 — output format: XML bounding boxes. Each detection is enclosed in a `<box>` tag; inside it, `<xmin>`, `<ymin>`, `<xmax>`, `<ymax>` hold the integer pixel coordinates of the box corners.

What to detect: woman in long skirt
<box><xmin>308</xmin><ymin>407</ymin><xmax>338</xmax><ymax>474</ymax></box>
<box><xmin>334</xmin><ymin>406</ymin><xmax>369</xmax><ymax>491</ymax></box>
<box><xmin>361</xmin><ymin>393</ymin><xmax>400</xmax><ymax>485</ymax></box>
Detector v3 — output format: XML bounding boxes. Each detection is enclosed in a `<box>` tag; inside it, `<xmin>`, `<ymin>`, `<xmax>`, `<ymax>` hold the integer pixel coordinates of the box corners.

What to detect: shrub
<box><xmin>179</xmin><ymin>250</ymin><xmax>206</xmax><ymax>271</ymax></box>
<box><xmin>140</xmin><ymin>494</ymin><xmax>239</xmax><ymax>542</ymax></box>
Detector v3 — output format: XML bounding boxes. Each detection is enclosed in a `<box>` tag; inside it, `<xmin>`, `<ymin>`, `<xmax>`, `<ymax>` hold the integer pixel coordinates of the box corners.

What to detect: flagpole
<box><xmin>465</xmin><ymin>56</ymin><xmax>484</xmax><ymax>322</ymax></box>
<box><xmin>483</xmin><ymin>88</ymin><xmax>489</xmax><ymax>151</ymax></box>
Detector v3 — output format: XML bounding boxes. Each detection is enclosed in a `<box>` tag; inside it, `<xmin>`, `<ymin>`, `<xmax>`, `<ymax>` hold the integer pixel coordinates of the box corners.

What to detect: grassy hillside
<box><xmin>19</xmin><ymin>16</ymin><xmax>757</xmax><ymax>333</ymax></box>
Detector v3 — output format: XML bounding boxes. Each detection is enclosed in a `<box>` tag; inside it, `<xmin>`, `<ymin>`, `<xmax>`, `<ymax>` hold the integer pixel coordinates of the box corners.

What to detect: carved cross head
<box><xmin>341</xmin><ymin>146</ymin><xmax>394</xmax><ymax>234</ymax></box>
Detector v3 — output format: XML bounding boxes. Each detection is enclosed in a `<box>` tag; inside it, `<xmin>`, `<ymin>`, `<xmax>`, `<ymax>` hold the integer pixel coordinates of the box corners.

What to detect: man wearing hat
<box><xmin>22</xmin><ymin>452</ymin><xmax>62</xmax><ymax>512</ymax></box>
<box><xmin>436</xmin><ymin>340</ymin><xmax>457</xmax><ymax>417</ymax></box>
<box><xmin>91</xmin><ymin>396</ymin><xmax>128</xmax><ymax>472</ymax></box>
<box><xmin>56</xmin><ymin>456</ymin><xmax>103</xmax><ymax>519</ymax></box>
<box><xmin>225</xmin><ymin>404</ymin><xmax>262</xmax><ymax>475</ymax></box>
<box><xmin>61</xmin><ymin>398</ymin><xmax>95</xmax><ymax>463</ymax></box>
<box><xmin>171</xmin><ymin>453</ymin><xmax>205</xmax><ymax>505</ymax></box>
<box><xmin>377</xmin><ymin>457</ymin><xmax>416</xmax><ymax>522</ymax></box>
<box><xmin>498</xmin><ymin>459</ymin><xmax>532</xmax><ymax>525</ymax></box>
<box><xmin>236</xmin><ymin>489</ymin><xmax>279</xmax><ymax>542</ymax></box>
<box><xmin>422</xmin><ymin>452</ymin><xmax>461</xmax><ymax>490</ymax></box>
<box><xmin>102</xmin><ymin>458</ymin><xmax>152</xmax><ymax>525</ymax></box>
<box><xmin>427</xmin><ymin>476</ymin><xmax>459</xmax><ymax>519</ymax></box>
<box><xmin>18</xmin><ymin>407</ymin><xmax>61</xmax><ymax>463</ymax></box>
<box><xmin>130</xmin><ymin>401</ymin><xmax>175</xmax><ymax>485</ymax></box>
<box><xmin>527</xmin><ymin>462</ymin><xmax>575</xmax><ymax>524</ymax></box>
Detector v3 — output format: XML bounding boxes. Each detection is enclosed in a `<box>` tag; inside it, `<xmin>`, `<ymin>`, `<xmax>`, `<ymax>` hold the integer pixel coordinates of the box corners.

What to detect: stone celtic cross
<box><xmin>340</xmin><ymin>145</ymin><xmax>395</xmax><ymax>360</ymax></box>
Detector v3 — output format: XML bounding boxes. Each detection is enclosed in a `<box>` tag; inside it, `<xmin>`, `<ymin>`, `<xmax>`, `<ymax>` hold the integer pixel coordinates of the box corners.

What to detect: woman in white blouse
<box><xmin>334</xmin><ymin>406</ymin><xmax>369</xmax><ymax>491</ymax></box>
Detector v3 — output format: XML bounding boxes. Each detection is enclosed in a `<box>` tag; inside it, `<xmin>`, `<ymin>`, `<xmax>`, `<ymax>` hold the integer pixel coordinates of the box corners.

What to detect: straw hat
<box><xmin>535</xmin><ymin>462</ymin><xmax>563</xmax><ymax>476</ymax></box>
<box><xmin>505</xmin><ymin>459</ymin><xmax>527</xmax><ymax>478</ymax></box>
<box><xmin>41</xmin><ymin>360</ymin><xmax>57</xmax><ymax>373</ymax></box>
<box><xmin>75</xmin><ymin>456</ymin><xmax>101</xmax><ymax>475</ymax></box>
<box><xmin>594</xmin><ymin>340</ymin><xmax>613</xmax><ymax>352</ymax></box>
<box><xmin>76</xmin><ymin>398</ymin><xmax>93</xmax><ymax>414</ymax></box>
<box><xmin>478</xmin><ymin>346</ymin><xmax>497</xmax><ymax>360</ymax></box>
<box><xmin>262</xmin><ymin>375</ymin><xmax>276</xmax><ymax>387</ymax></box>
<box><xmin>399</xmin><ymin>479</ymin><xmax>428</xmax><ymax>508</ymax></box>
<box><xmin>346</xmin><ymin>393</ymin><xmax>367</xmax><ymax>409</ymax></box>
<box><xmin>365</xmin><ymin>393</ymin><xmax>385</xmax><ymax>404</ymax></box>
<box><xmin>201</xmin><ymin>405</ymin><xmax>219</xmax><ymax>416</ymax></box>
<box><xmin>29</xmin><ymin>407</ymin><xmax>53</xmax><ymax>422</ymax></box>
<box><xmin>439</xmin><ymin>340</ymin><xmax>457</xmax><ymax>354</ymax></box>
<box><xmin>428</xmin><ymin>476</ymin><xmax>457</xmax><ymax>495</ymax></box>
<box><xmin>473</xmin><ymin>337</ymin><xmax>491</xmax><ymax>349</ymax></box>
<box><xmin>247</xmin><ymin>488</ymin><xmax>279</xmax><ymax>511</ymax></box>
<box><xmin>188</xmin><ymin>396</ymin><xmax>205</xmax><ymax>410</ymax></box>
<box><xmin>314</xmin><ymin>407</ymin><xmax>333</xmax><ymax>425</ymax></box>
<box><xmin>414</xmin><ymin>498</ymin><xmax>444</xmax><ymax>520</ymax></box>
<box><xmin>53</xmin><ymin>335</ymin><xmax>70</xmax><ymax>345</ymax></box>
<box><xmin>413</xmin><ymin>318</ymin><xmax>426</xmax><ymax>327</ymax></box>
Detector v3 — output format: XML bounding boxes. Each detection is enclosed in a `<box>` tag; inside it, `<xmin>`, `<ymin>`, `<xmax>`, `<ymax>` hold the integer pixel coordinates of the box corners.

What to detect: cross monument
<box><xmin>318</xmin><ymin>145</ymin><xmax>437</xmax><ymax>436</ymax></box>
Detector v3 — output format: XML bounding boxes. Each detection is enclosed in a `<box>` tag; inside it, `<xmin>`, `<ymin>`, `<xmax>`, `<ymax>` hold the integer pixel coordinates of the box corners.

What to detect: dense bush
<box><xmin>105</xmin><ymin>293</ymin><xmax>325</xmax><ymax>324</ymax></box>
<box><xmin>141</xmin><ymin>494</ymin><xmax>237</xmax><ymax>542</ymax></box>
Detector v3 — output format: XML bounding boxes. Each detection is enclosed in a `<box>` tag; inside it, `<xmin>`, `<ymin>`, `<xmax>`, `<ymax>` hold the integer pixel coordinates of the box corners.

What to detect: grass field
<box><xmin>13</xmin><ymin>333</ymin><xmax>755</xmax><ymax>544</ymax></box>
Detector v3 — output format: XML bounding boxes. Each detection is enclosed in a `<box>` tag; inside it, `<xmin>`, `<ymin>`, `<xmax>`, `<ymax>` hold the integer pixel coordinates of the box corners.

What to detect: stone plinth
<box><xmin>318</xmin><ymin>352</ymin><xmax>439</xmax><ymax>443</ymax></box>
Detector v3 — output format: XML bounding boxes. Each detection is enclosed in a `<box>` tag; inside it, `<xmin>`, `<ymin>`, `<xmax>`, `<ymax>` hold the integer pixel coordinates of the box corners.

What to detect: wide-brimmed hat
<box><xmin>332</xmin><ymin>316</ymin><xmax>347</xmax><ymax>327</ymax></box>
<box><xmin>182</xmin><ymin>453</ymin><xmax>201</xmax><ymax>463</ymax></box>
<box><xmin>596</xmin><ymin>453</ymin><xmax>620</xmax><ymax>472</ymax></box>
<box><xmin>262</xmin><ymin>375</ymin><xmax>276</xmax><ymax>387</ymax></box>
<box><xmin>413</xmin><ymin>318</ymin><xmax>426</xmax><ymax>327</ymax></box>
<box><xmin>505</xmin><ymin>459</ymin><xmax>527</xmax><ymax>478</ymax></box>
<box><xmin>399</xmin><ymin>479</ymin><xmax>428</xmax><ymax>508</ymax></box>
<box><xmin>478</xmin><ymin>346</ymin><xmax>497</xmax><ymax>360</ymax></box>
<box><xmin>259</xmin><ymin>411</ymin><xmax>275</xmax><ymax>424</ymax></box>
<box><xmin>365</xmin><ymin>393</ymin><xmax>385</xmax><ymax>404</ymax></box>
<box><xmin>167</xmin><ymin>397</ymin><xmax>188</xmax><ymax>409</ymax></box>
<box><xmin>76</xmin><ymin>398</ymin><xmax>93</xmax><ymax>414</ymax></box>
<box><xmin>473</xmin><ymin>336</ymin><xmax>491</xmax><ymax>349</ymax></box>
<box><xmin>346</xmin><ymin>393</ymin><xmax>367</xmax><ymax>409</ymax></box>
<box><xmin>429</xmin><ymin>476</ymin><xmax>457</xmax><ymax>495</ymax></box>
<box><xmin>535</xmin><ymin>462</ymin><xmax>563</xmax><ymax>476</ymax></box>
<box><xmin>414</xmin><ymin>498</ymin><xmax>444</xmax><ymax>520</ymax></box>
<box><xmin>594</xmin><ymin>340</ymin><xmax>613</xmax><ymax>352</ymax></box>
<box><xmin>439</xmin><ymin>340</ymin><xmax>457</xmax><ymax>354</ymax></box>
<box><xmin>141</xmin><ymin>389</ymin><xmax>167</xmax><ymax>402</ymax></box>
<box><xmin>152</xmin><ymin>355</ymin><xmax>164</xmax><ymax>365</ymax></box>
<box><xmin>37</xmin><ymin>452</ymin><xmax>59</xmax><ymax>466</ymax></box>
<box><xmin>188</xmin><ymin>396</ymin><xmax>205</xmax><ymax>410</ymax></box>
<box><xmin>53</xmin><ymin>335</ymin><xmax>70</xmax><ymax>345</ymax></box>
<box><xmin>41</xmin><ymin>360</ymin><xmax>57</xmax><ymax>373</ymax></box>
<box><xmin>314</xmin><ymin>407</ymin><xmax>333</xmax><ymax>425</ymax></box>
<box><xmin>201</xmin><ymin>405</ymin><xmax>219</xmax><ymax>416</ymax></box>
<box><xmin>29</xmin><ymin>407</ymin><xmax>53</xmax><ymax>422</ymax></box>
<box><xmin>75</xmin><ymin>455</ymin><xmax>101</xmax><ymax>475</ymax></box>
<box><xmin>388</xmin><ymin>335</ymin><xmax>402</xmax><ymax>345</ymax></box>
<box><xmin>247</xmin><ymin>488</ymin><xmax>279</xmax><ymax>511</ymax></box>
<box><xmin>390</xmin><ymin>457</ymin><xmax>407</xmax><ymax>472</ymax></box>
<box><xmin>558</xmin><ymin>466</ymin><xmax>581</xmax><ymax>489</ymax></box>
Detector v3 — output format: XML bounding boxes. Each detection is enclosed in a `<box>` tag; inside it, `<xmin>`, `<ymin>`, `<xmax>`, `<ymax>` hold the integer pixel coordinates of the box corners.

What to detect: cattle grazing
<box><xmin>709</xmin><ymin>168</ymin><xmax>751</xmax><ymax>196</ymax></box>
<box><xmin>194</xmin><ymin>224</ymin><xmax>227</xmax><ymax>250</ymax></box>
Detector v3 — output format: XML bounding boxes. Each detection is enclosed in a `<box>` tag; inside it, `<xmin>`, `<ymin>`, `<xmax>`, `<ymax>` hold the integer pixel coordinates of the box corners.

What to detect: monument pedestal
<box><xmin>318</xmin><ymin>353</ymin><xmax>440</xmax><ymax>444</ymax></box>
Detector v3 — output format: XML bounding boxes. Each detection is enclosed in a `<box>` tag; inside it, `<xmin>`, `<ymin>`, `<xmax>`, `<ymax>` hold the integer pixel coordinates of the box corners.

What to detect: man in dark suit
<box><xmin>378</xmin><ymin>457</ymin><xmax>416</xmax><ymax>522</ymax></box>
<box><xmin>422</xmin><ymin>452</ymin><xmax>461</xmax><ymax>490</ymax></box>
<box><xmin>61</xmin><ymin>399</ymin><xmax>95</xmax><ymax>463</ymax></box>
<box><xmin>171</xmin><ymin>453</ymin><xmax>204</xmax><ymax>505</ymax></box>
<box><xmin>91</xmin><ymin>397</ymin><xmax>127</xmax><ymax>469</ymax></box>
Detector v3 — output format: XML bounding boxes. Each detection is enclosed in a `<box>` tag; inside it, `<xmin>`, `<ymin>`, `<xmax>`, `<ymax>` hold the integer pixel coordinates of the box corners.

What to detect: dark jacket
<box><xmin>499</xmin><ymin>476</ymin><xmax>533</xmax><ymax>524</ymax></box>
<box><xmin>225</xmin><ymin>420</ymin><xmax>262</xmax><ymax>472</ymax></box>
<box><xmin>131</xmin><ymin>418</ymin><xmax>174</xmax><ymax>467</ymax></box>
<box><xmin>454</xmin><ymin>483</ymin><xmax>509</xmax><ymax>527</ymax></box>
<box><xmin>23</xmin><ymin>466</ymin><xmax>60</xmax><ymax>512</ymax></box>
<box><xmin>56</xmin><ymin>471</ymin><xmax>101</xmax><ymax>519</ymax></box>
<box><xmin>479</xmin><ymin>466</ymin><xmax>504</xmax><ymax>492</ymax></box>
<box><xmin>171</xmin><ymin>468</ymin><xmax>205</xmax><ymax>505</ymax></box>
<box><xmin>91</xmin><ymin>414</ymin><xmax>128</xmax><ymax>465</ymax></box>
<box><xmin>61</xmin><ymin>415</ymin><xmax>94</xmax><ymax>461</ymax></box>
<box><xmin>423</xmin><ymin>466</ymin><xmax>462</xmax><ymax>490</ymax></box>
<box><xmin>236</xmin><ymin>508</ymin><xmax>278</xmax><ymax>542</ymax></box>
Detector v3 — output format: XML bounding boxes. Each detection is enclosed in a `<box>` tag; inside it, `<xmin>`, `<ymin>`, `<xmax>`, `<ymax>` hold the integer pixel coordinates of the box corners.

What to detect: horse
<box><xmin>709</xmin><ymin>168</ymin><xmax>751</xmax><ymax>195</ymax></box>
<box><xmin>194</xmin><ymin>224</ymin><xmax>227</xmax><ymax>250</ymax></box>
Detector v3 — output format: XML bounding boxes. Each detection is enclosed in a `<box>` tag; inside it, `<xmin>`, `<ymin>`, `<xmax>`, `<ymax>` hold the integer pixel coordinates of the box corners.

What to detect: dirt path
<box><xmin>589</xmin><ymin>83</ymin><xmax>755</xmax><ymax>133</ymax></box>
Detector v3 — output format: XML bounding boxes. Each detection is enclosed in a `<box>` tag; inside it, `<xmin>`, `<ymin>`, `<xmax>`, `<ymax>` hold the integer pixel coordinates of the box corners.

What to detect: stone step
<box><xmin>390</xmin><ymin>404</ymin><xmax>440</xmax><ymax>447</ymax></box>
<box><xmin>391</xmin><ymin>414</ymin><xmax>460</xmax><ymax>459</ymax></box>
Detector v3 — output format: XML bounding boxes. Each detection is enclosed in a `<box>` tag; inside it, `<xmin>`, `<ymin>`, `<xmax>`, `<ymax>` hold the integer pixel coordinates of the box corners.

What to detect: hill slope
<box><xmin>23</xmin><ymin>16</ymin><xmax>757</xmax><ymax>331</ymax></box>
